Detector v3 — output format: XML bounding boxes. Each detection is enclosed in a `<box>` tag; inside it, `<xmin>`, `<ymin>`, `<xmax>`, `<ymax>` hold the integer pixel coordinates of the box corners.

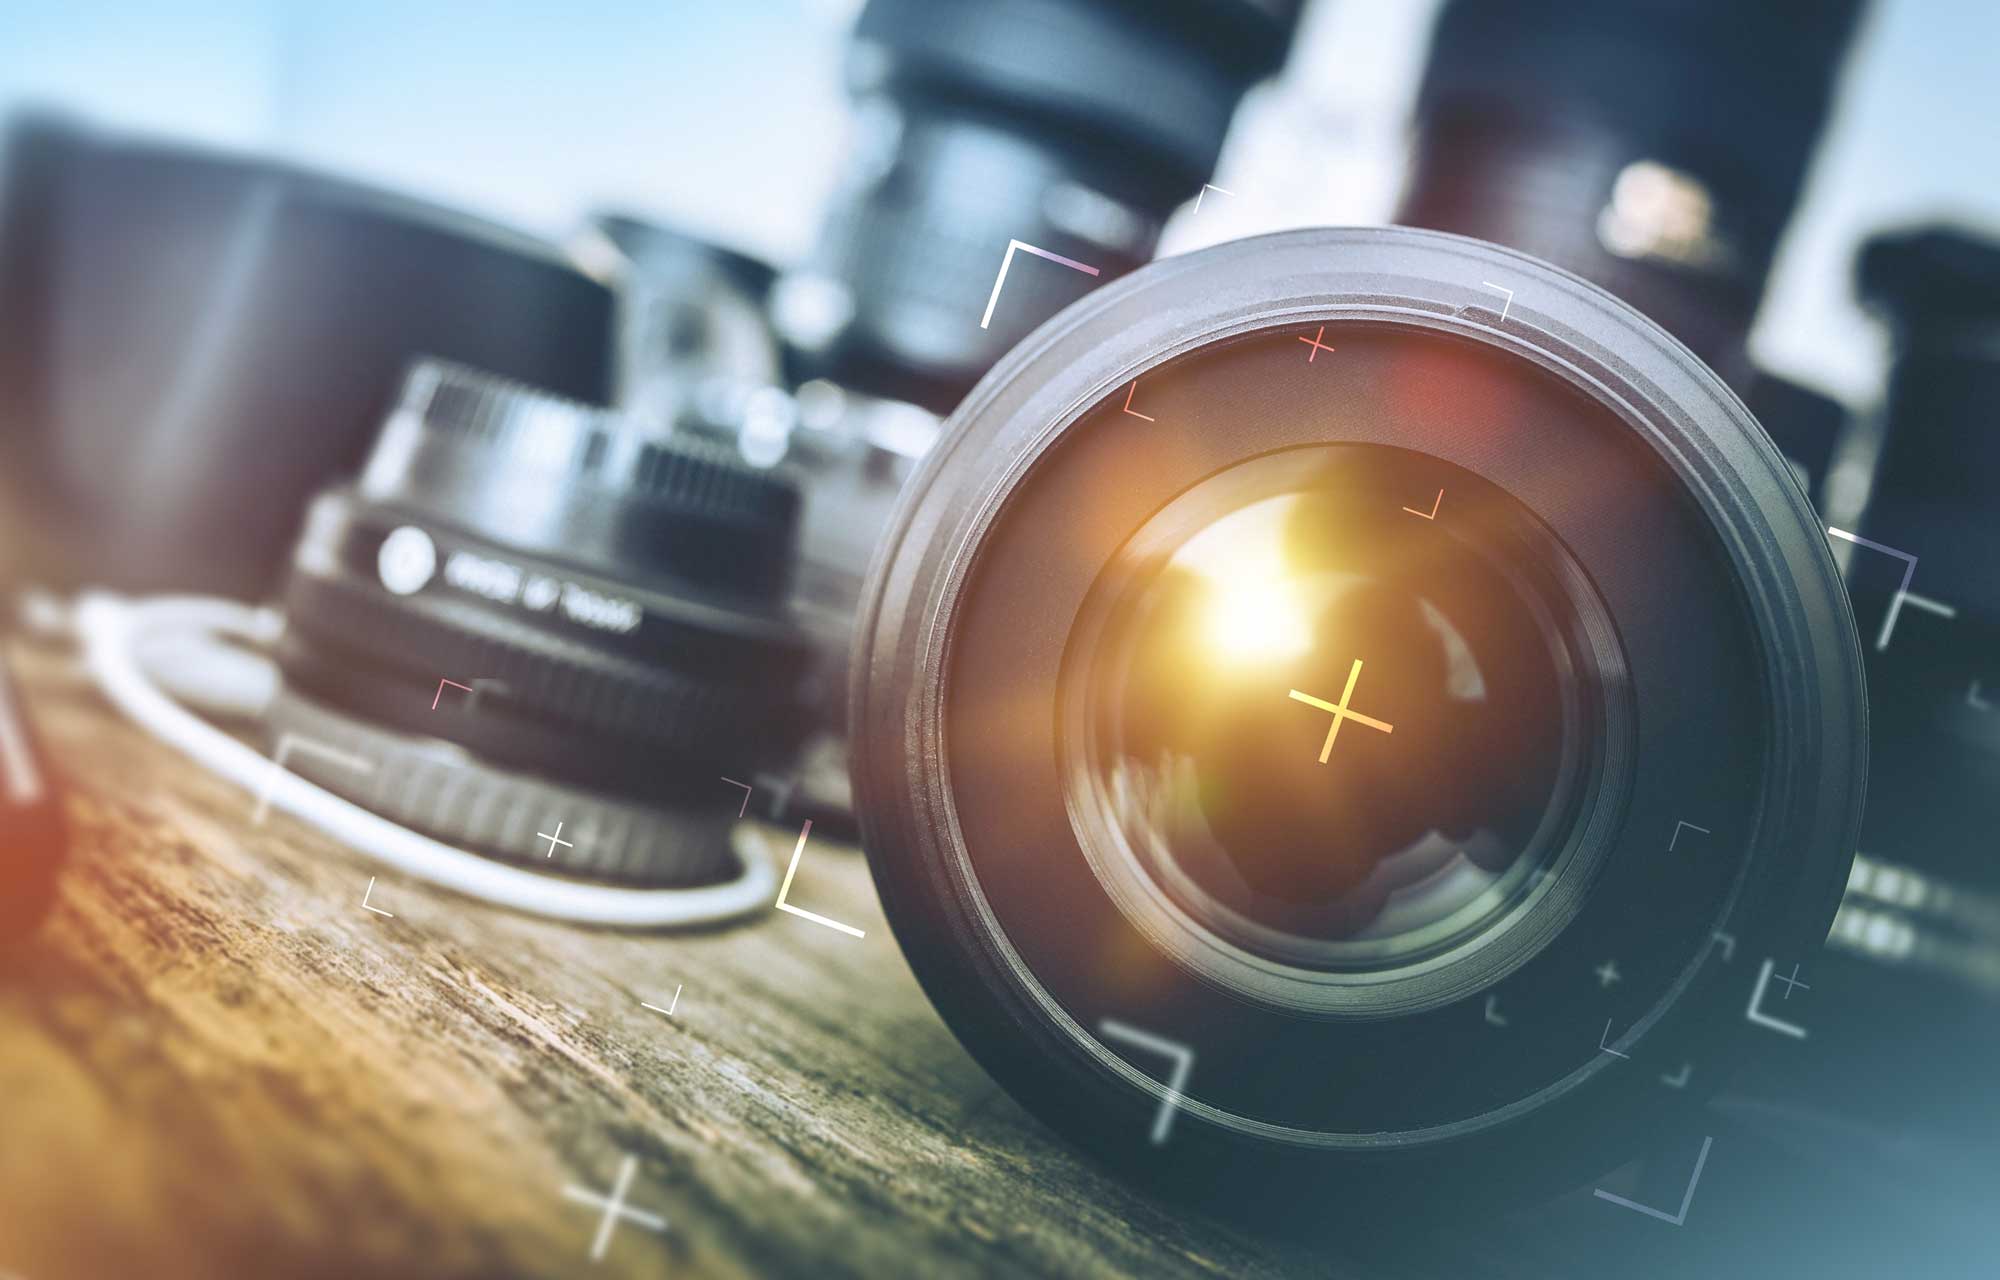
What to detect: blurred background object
<box><xmin>6</xmin><ymin>0</ymin><xmax>1992</xmax><ymax>406</ymax></box>
<box><xmin>1809</xmin><ymin>223</ymin><xmax>2000</xmax><ymax>1150</ymax></box>
<box><xmin>1399</xmin><ymin>0</ymin><xmax>1863</xmax><ymax>385</ymax></box>
<box><xmin>0</xmin><ymin>113</ymin><xmax>613</xmax><ymax>600</ymax></box>
<box><xmin>4</xmin><ymin>0</ymin><xmax>1994</xmax><ymax>580</ymax></box>
<box><xmin>1396</xmin><ymin>0</ymin><xmax>1865</xmax><ymax>494</ymax></box>
<box><xmin>771</xmin><ymin>0</ymin><xmax>1302</xmax><ymax>413</ymax></box>
<box><xmin>0</xmin><ymin>651</ymin><xmax>65</xmax><ymax>938</ymax></box>
<box><xmin>578</xmin><ymin>211</ymin><xmax>782</xmax><ymax>434</ymax></box>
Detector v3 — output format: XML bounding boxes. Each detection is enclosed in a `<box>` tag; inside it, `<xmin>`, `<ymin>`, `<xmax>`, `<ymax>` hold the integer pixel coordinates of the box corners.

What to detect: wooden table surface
<box><xmin>0</xmin><ymin>639</ymin><xmax>1345</xmax><ymax>1280</ymax></box>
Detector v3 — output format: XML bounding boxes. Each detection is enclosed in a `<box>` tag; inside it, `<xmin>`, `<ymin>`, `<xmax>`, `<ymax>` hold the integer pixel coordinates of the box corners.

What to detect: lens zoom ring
<box><xmin>413</xmin><ymin>360</ymin><xmax>798</xmax><ymax>525</ymax></box>
<box><xmin>280</xmin><ymin>572</ymin><xmax>793</xmax><ymax>760</ymax></box>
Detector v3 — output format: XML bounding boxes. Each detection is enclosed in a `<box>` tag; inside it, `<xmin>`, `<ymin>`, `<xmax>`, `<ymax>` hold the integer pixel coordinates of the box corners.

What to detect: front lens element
<box><xmin>1066</xmin><ymin>447</ymin><xmax>1600</xmax><ymax>973</ymax></box>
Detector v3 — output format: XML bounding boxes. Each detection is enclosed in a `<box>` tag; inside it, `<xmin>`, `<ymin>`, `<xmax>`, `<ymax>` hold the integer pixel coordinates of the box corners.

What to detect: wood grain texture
<box><xmin>0</xmin><ymin>642</ymin><xmax>1333</xmax><ymax>1279</ymax></box>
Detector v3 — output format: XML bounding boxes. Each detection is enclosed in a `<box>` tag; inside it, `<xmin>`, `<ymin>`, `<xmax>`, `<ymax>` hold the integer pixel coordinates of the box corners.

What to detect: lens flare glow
<box><xmin>1178</xmin><ymin>494</ymin><xmax>1314</xmax><ymax>663</ymax></box>
<box><xmin>1203</xmin><ymin>577</ymin><xmax>1313</xmax><ymax>661</ymax></box>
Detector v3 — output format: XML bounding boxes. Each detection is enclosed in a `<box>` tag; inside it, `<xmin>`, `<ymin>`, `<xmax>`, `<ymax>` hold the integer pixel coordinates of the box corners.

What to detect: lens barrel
<box><xmin>778</xmin><ymin>0</ymin><xmax>1301</xmax><ymax>413</ymax></box>
<box><xmin>852</xmin><ymin>227</ymin><xmax>1863</xmax><ymax>1208</ymax></box>
<box><xmin>277</xmin><ymin>360</ymin><xmax>813</xmax><ymax>885</ymax></box>
<box><xmin>1403</xmin><ymin>0</ymin><xmax>1863</xmax><ymax>389</ymax></box>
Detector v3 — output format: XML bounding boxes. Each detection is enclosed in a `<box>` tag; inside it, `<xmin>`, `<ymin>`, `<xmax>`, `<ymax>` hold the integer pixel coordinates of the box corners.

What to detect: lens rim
<box><xmin>852</xmin><ymin>227</ymin><xmax>1864</xmax><ymax>1202</ymax></box>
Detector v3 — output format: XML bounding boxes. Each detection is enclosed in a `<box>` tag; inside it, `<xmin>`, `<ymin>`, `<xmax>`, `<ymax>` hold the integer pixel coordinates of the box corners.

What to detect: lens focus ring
<box><xmin>282</xmin><ymin>534</ymin><xmax>798</xmax><ymax>762</ymax></box>
<box><xmin>266</xmin><ymin>684</ymin><xmax>739</xmax><ymax>885</ymax></box>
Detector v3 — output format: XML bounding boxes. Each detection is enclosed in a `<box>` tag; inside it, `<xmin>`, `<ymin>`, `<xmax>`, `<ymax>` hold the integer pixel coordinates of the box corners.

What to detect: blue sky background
<box><xmin>2</xmin><ymin>0</ymin><xmax>1995</xmax><ymax>405</ymax></box>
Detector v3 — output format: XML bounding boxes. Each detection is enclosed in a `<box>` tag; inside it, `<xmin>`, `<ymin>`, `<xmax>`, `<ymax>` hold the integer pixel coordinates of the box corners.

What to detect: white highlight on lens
<box><xmin>377</xmin><ymin>525</ymin><xmax>437</xmax><ymax>596</ymax></box>
<box><xmin>1175</xmin><ymin>495</ymin><xmax>1314</xmax><ymax>663</ymax></box>
<box><xmin>1205</xmin><ymin>579</ymin><xmax>1313</xmax><ymax>661</ymax></box>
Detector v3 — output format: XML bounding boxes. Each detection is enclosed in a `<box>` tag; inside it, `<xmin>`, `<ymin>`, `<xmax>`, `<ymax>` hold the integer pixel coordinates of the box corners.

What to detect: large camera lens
<box><xmin>853</xmin><ymin>228</ymin><xmax>1863</xmax><ymax>1208</ymax></box>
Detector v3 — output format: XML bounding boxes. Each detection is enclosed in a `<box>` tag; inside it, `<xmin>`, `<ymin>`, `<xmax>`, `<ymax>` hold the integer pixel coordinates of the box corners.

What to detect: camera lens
<box><xmin>777</xmin><ymin>0</ymin><xmax>1300</xmax><ymax>413</ymax></box>
<box><xmin>581</xmin><ymin>211</ymin><xmax>782</xmax><ymax>431</ymax></box>
<box><xmin>277</xmin><ymin>360</ymin><xmax>812</xmax><ymax>884</ymax></box>
<box><xmin>1398</xmin><ymin>0</ymin><xmax>1864</xmax><ymax>496</ymax></box>
<box><xmin>1065</xmin><ymin>444</ymin><xmax>1617</xmax><ymax>994</ymax></box>
<box><xmin>853</xmin><ymin>228</ymin><xmax>1863</xmax><ymax>1206</ymax></box>
<box><xmin>1754</xmin><ymin>223</ymin><xmax>2000</xmax><ymax>1235</ymax></box>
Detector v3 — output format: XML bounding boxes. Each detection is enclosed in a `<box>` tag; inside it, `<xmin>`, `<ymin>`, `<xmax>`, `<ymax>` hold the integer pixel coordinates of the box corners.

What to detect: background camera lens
<box><xmin>1402</xmin><ymin>0</ymin><xmax>1863</xmax><ymax>389</ymax></box>
<box><xmin>1066</xmin><ymin>445</ymin><xmax>1604</xmax><ymax>975</ymax></box>
<box><xmin>777</xmin><ymin>0</ymin><xmax>1300</xmax><ymax>413</ymax></box>
<box><xmin>277</xmin><ymin>360</ymin><xmax>814</xmax><ymax>884</ymax></box>
<box><xmin>1399</xmin><ymin>0</ymin><xmax>1865</xmax><ymax>494</ymax></box>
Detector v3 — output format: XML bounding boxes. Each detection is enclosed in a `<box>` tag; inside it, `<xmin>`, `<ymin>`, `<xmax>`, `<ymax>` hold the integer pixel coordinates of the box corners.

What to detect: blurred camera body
<box><xmin>0</xmin><ymin>113</ymin><xmax>615</xmax><ymax>601</ymax></box>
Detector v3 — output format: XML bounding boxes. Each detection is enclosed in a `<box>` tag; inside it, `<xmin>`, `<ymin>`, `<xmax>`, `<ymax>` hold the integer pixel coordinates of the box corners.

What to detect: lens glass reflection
<box><xmin>1066</xmin><ymin>446</ymin><xmax>1597</xmax><ymax>971</ymax></box>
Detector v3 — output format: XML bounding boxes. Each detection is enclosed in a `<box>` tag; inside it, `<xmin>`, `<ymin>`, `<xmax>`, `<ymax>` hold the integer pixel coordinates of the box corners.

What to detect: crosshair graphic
<box><xmin>562</xmin><ymin>1154</ymin><xmax>667</xmax><ymax>1263</ymax></box>
<box><xmin>1098</xmin><ymin>1019</ymin><xmax>1195</xmax><ymax>1144</ymax></box>
<box><xmin>1594</xmin><ymin>1136</ymin><xmax>1714</xmax><ymax>1226</ymax></box>
<box><xmin>361</xmin><ymin>876</ymin><xmax>394</xmax><ymax>918</ymax></box>
<box><xmin>979</xmin><ymin>238</ymin><xmax>1101</xmax><ymax>330</ymax></box>
<box><xmin>1288</xmin><ymin>660</ymin><xmax>1395</xmax><ymax>763</ymax></box>
<box><xmin>538</xmin><ymin>821</ymin><xmax>574</xmax><ymax>859</ymax></box>
<box><xmin>1480</xmin><ymin>280</ymin><xmax>1515</xmax><ymax>323</ymax></box>
<box><xmin>1297</xmin><ymin>325</ymin><xmax>1336</xmax><ymax>362</ymax></box>
<box><xmin>774</xmin><ymin>820</ymin><xmax>866</xmax><ymax>938</ymax></box>
<box><xmin>1772</xmin><ymin>962</ymin><xmax>1810</xmax><ymax>999</ymax></box>
<box><xmin>1746</xmin><ymin>956</ymin><xmax>1810</xmax><ymax>1039</ymax></box>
